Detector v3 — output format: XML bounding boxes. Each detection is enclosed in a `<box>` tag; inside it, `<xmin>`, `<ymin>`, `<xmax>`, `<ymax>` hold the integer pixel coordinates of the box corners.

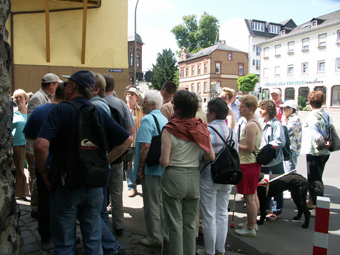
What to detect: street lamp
<box><xmin>133</xmin><ymin>0</ymin><xmax>140</xmax><ymax>86</ymax></box>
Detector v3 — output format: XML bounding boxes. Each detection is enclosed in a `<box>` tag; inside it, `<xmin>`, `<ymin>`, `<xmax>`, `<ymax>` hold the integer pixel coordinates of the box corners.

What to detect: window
<box><xmin>252</xmin><ymin>21</ymin><xmax>265</xmax><ymax>32</ymax></box>
<box><xmin>197</xmin><ymin>83</ymin><xmax>201</xmax><ymax>93</ymax></box>
<box><xmin>314</xmin><ymin>86</ymin><xmax>327</xmax><ymax>101</ymax></box>
<box><xmin>275</xmin><ymin>44</ymin><xmax>281</xmax><ymax>56</ymax></box>
<box><xmin>285</xmin><ymin>88</ymin><xmax>295</xmax><ymax>100</ymax></box>
<box><xmin>288</xmin><ymin>41</ymin><xmax>294</xmax><ymax>54</ymax></box>
<box><xmin>263</xmin><ymin>47</ymin><xmax>269</xmax><ymax>58</ymax></box>
<box><xmin>302</xmin><ymin>38</ymin><xmax>309</xmax><ymax>51</ymax></box>
<box><xmin>268</xmin><ymin>24</ymin><xmax>280</xmax><ymax>34</ymax></box>
<box><xmin>336</xmin><ymin>58</ymin><xmax>340</xmax><ymax>70</ymax></box>
<box><xmin>204</xmin><ymin>63</ymin><xmax>208</xmax><ymax>74</ymax></box>
<box><xmin>191</xmin><ymin>83</ymin><xmax>194</xmax><ymax>92</ymax></box>
<box><xmin>137</xmin><ymin>54</ymin><xmax>140</xmax><ymax>67</ymax></box>
<box><xmin>288</xmin><ymin>65</ymin><xmax>294</xmax><ymax>75</ymax></box>
<box><xmin>299</xmin><ymin>87</ymin><xmax>310</xmax><ymax>101</ymax></box>
<box><xmin>180</xmin><ymin>69</ymin><xmax>183</xmax><ymax>78</ymax></box>
<box><xmin>318</xmin><ymin>61</ymin><xmax>325</xmax><ymax>72</ymax></box>
<box><xmin>281</xmin><ymin>30</ymin><xmax>286</xmax><ymax>36</ymax></box>
<box><xmin>263</xmin><ymin>68</ymin><xmax>269</xmax><ymax>78</ymax></box>
<box><xmin>256</xmin><ymin>46</ymin><xmax>261</xmax><ymax>56</ymax></box>
<box><xmin>228</xmin><ymin>53</ymin><xmax>232</xmax><ymax>60</ymax></box>
<box><xmin>256</xmin><ymin>60</ymin><xmax>260</xmax><ymax>70</ymax></box>
<box><xmin>204</xmin><ymin>82</ymin><xmax>207</xmax><ymax>92</ymax></box>
<box><xmin>238</xmin><ymin>64</ymin><xmax>244</xmax><ymax>75</ymax></box>
<box><xmin>198</xmin><ymin>65</ymin><xmax>201</xmax><ymax>75</ymax></box>
<box><xmin>337</xmin><ymin>30</ymin><xmax>340</xmax><ymax>44</ymax></box>
<box><xmin>252</xmin><ymin>59</ymin><xmax>255</xmax><ymax>65</ymax></box>
<box><xmin>302</xmin><ymin>63</ymin><xmax>308</xmax><ymax>74</ymax></box>
<box><xmin>331</xmin><ymin>85</ymin><xmax>340</xmax><ymax>106</ymax></box>
<box><xmin>186</xmin><ymin>68</ymin><xmax>188</xmax><ymax>77</ymax></box>
<box><xmin>130</xmin><ymin>53</ymin><xmax>133</xmax><ymax>67</ymax></box>
<box><xmin>318</xmin><ymin>34</ymin><xmax>327</xmax><ymax>48</ymax></box>
<box><xmin>275</xmin><ymin>66</ymin><xmax>281</xmax><ymax>76</ymax></box>
<box><xmin>216</xmin><ymin>63</ymin><xmax>221</xmax><ymax>74</ymax></box>
<box><xmin>312</xmin><ymin>20</ymin><xmax>318</xmax><ymax>27</ymax></box>
<box><xmin>216</xmin><ymin>82</ymin><xmax>221</xmax><ymax>91</ymax></box>
<box><xmin>192</xmin><ymin>66</ymin><xmax>195</xmax><ymax>76</ymax></box>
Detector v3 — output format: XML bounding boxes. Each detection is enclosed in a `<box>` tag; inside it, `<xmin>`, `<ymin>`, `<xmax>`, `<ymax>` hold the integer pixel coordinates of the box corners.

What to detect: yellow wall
<box><xmin>8</xmin><ymin>0</ymin><xmax>128</xmax><ymax>68</ymax></box>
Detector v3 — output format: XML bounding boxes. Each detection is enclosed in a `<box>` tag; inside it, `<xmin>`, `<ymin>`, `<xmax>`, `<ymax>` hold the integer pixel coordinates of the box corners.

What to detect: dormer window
<box><xmin>268</xmin><ymin>24</ymin><xmax>280</xmax><ymax>34</ymax></box>
<box><xmin>312</xmin><ymin>20</ymin><xmax>318</xmax><ymax>27</ymax></box>
<box><xmin>252</xmin><ymin>22</ymin><xmax>265</xmax><ymax>32</ymax></box>
<box><xmin>281</xmin><ymin>30</ymin><xmax>286</xmax><ymax>36</ymax></box>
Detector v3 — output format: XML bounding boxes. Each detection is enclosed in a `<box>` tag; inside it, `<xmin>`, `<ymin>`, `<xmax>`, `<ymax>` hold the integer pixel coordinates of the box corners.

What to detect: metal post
<box><xmin>133</xmin><ymin>0</ymin><xmax>140</xmax><ymax>86</ymax></box>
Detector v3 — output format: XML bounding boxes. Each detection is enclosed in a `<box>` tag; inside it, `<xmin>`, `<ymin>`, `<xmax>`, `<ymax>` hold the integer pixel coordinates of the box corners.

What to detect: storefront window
<box><xmin>299</xmin><ymin>87</ymin><xmax>310</xmax><ymax>101</ymax></box>
<box><xmin>314</xmin><ymin>86</ymin><xmax>326</xmax><ymax>100</ymax></box>
<box><xmin>285</xmin><ymin>88</ymin><xmax>295</xmax><ymax>100</ymax></box>
<box><xmin>331</xmin><ymin>85</ymin><xmax>340</xmax><ymax>106</ymax></box>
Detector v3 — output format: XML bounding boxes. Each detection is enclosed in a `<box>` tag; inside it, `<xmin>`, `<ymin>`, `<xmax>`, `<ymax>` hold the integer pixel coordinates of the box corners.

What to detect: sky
<box><xmin>128</xmin><ymin>0</ymin><xmax>340</xmax><ymax>71</ymax></box>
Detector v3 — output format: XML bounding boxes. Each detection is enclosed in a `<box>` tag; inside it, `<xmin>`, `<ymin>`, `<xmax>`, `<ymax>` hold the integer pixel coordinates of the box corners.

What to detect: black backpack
<box><xmin>108</xmin><ymin>105</ymin><xmax>126</xmax><ymax>130</ymax></box>
<box><xmin>202</xmin><ymin>126</ymin><xmax>242</xmax><ymax>185</ymax></box>
<box><xmin>58</xmin><ymin>101</ymin><xmax>110</xmax><ymax>189</ymax></box>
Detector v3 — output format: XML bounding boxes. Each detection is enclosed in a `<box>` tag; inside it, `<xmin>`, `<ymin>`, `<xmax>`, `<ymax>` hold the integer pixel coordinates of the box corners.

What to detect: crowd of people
<box><xmin>10</xmin><ymin>72</ymin><xmax>334</xmax><ymax>255</ymax></box>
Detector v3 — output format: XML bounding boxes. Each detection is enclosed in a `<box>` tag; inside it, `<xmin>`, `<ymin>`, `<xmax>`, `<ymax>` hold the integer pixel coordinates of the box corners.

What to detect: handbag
<box><xmin>316</xmin><ymin>113</ymin><xmax>340</xmax><ymax>152</ymax></box>
<box><xmin>145</xmin><ymin>115</ymin><xmax>162</xmax><ymax>166</ymax></box>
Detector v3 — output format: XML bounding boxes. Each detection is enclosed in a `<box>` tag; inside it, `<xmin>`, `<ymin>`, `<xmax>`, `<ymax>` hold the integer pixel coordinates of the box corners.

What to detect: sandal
<box><xmin>266</xmin><ymin>213</ymin><xmax>278</xmax><ymax>221</ymax></box>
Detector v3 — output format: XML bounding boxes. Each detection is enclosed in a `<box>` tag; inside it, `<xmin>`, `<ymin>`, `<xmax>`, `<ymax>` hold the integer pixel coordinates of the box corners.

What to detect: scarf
<box><xmin>164</xmin><ymin>114</ymin><xmax>211</xmax><ymax>154</ymax></box>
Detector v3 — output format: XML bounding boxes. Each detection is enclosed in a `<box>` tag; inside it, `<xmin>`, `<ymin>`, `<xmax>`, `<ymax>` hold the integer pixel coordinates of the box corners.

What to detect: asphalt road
<box><xmin>118</xmin><ymin>110</ymin><xmax>340</xmax><ymax>255</ymax></box>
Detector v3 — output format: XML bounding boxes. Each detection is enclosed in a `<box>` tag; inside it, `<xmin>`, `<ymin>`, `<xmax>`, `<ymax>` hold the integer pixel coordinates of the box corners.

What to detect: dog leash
<box><xmin>268</xmin><ymin>169</ymin><xmax>296</xmax><ymax>183</ymax></box>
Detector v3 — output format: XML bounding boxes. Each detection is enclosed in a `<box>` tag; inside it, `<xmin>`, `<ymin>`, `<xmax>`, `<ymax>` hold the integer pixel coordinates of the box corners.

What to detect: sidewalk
<box><xmin>17</xmin><ymin>182</ymin><xmax>245</xmax><ymax>255</ymax></box>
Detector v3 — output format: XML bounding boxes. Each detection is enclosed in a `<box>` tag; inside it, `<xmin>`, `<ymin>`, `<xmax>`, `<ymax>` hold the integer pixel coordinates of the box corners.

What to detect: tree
<box><xmin>237</xmin><ymin>73</ymin><xmax>259</xmax><ymax>92</ymax></box>
<box><xmin>171</xmin><ymin>12</ymin><xmax>219</xmax><ymax>53</ymax></box>
<box><xmin>151</xmin><ymin>49</ymin><xmax>178</xmax><ymax>90</ymax></box>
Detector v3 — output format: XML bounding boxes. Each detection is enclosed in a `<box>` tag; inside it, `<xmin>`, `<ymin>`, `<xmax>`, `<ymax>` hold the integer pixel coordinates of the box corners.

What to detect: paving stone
<box><xmin>21</xmin><ymin>230</ymin><xmax>32</xmax><ymax>238</ymax></box>
<box><xmin>23</xmin><ymin>236</ymin><xmax>37</xmax><ymax>245</ymax></box>
<box><xmin>20</xmin><ymin>242</ymin><xmax>40</xmax><ymax>253</ymax></box>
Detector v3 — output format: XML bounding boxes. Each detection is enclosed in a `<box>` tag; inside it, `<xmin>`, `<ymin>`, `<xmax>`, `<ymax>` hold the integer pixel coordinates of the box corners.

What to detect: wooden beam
<box><xmin>45</xmin><ymin>0</ymin><xmax>50</xmax><ymax>62</ymax></box>
<box><xmin>81</xmin><ymin>0</ymin><xmax>88</xmax><ymax>64</ymax></box>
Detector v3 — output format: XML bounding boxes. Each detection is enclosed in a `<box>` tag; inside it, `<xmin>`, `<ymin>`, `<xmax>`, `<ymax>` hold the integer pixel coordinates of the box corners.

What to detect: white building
<box><xmin>259</xmin><ymin>10</ymin><xmax>340</xmax><ymax>108</ymax></box>
<box><xmin>220</xmin><ymin>18</ymin><xmax>297</xmax><ymax>94</ymax></box>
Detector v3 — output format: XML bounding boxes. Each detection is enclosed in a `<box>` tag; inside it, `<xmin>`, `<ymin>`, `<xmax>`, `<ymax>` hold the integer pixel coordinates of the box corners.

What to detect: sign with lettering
<box><xmin>109</xmin><ymin>69</ymin><xmax>123</xmax><ymax>73</ymax></box>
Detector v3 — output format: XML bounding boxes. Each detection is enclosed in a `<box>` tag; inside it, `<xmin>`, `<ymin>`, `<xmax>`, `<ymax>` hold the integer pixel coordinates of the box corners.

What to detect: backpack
<box><xmin>59</xmin><ymin>101</ymin><xmax>110</xmax><ymax>189</ymax></box>
<box><xmin>202</xmin><ymin>126</ymin><xmax>242</xmax><ymax>185</ymax></box>
<box><xmin>271</xmin><ymin>119</ymin><xmax>291</xmax><ymax>161</ymax></box>
<box><xmin>145</xmin><ymin>115</ymin><xmax>162</xmax><ymax>167</ymax></box>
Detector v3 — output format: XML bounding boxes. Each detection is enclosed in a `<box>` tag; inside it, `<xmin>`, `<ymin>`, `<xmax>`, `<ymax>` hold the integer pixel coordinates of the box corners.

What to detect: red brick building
<box><xmin>178</xmin><ymin>42</ymin><xmax>248</xmax><ymax>103</ymax></box>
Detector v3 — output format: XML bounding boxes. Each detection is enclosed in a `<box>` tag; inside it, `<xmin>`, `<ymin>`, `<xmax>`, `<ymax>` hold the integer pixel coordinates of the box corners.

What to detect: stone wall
<box><xmin>0</xmin><ymin>0</ymin><xmax>21</xmax><ymax>253</ymax></box>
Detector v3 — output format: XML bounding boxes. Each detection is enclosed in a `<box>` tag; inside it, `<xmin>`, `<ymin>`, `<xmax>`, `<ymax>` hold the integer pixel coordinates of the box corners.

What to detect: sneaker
<box><xmin>307</xmin><ymin>200</ymin><xmax>316</xmax><ymax>209</ymax></box>
<box><xmin>238</xmin><ymin>221</ymin><xmax>259</xmax><ymax>231</ymax></box>
<box><xmin>128</xmin><ymin>189</ymin><xmax>137</xmax><ymax>198</ymax></box>
<box><xmin>140</xmin><ymin>238</ymin><xmax>162</xmax><ymax>247</ymax></box>
<box><xmin>196</xmin><ymin>249</ymin><xmax>213</xmax><ymax>255</ymax></box>
<box><xmin>266</xmin><ymin>213</ymin><xmax>282</xmax><ymax>221</ymax></box>
<box><xmin>235</xmin><ymin>227</ymin><xmax>256</xmax><ymax>237</ymax></box>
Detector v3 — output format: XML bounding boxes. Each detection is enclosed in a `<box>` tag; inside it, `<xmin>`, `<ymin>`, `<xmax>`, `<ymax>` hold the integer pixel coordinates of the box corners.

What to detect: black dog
<box><xmin>257</xmin><ymin>173</ymin><xmax>318</xmax><ymax>229</ymax></box>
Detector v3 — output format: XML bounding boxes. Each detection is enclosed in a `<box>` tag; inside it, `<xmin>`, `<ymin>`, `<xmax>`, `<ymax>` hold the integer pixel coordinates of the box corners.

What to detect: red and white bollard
<box><xmin>313</xmin><ymin>196</ymin><xmax>331</xmax><ymax>255</ymax></box>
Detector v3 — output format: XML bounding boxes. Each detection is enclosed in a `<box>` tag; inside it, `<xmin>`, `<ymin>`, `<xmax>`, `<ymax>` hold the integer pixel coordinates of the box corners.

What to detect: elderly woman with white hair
<box><xmin>192</xmin><ymin>92</ymin><xmax>207</xmax><ymax>123</ymax></box>
<box><xmin>12</xmin><ymin>89</ymin><xmax>29</xmax><ymax>200</ymax></box>
<box><xmin>133</xmin><ymin>90</ymin><xmax>169</xmax><ymax>247</ymax></box>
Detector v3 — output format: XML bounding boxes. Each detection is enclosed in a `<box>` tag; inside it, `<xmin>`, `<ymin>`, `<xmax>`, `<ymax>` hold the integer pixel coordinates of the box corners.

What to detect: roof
<box><xmin>178</xmin><ymin>43</ymin><xmax>245</xmax><ymax>63</ymax></box>
<box><xmin>259</xmin><ymin>9</ymin><xmax>340</xmax><ymax>45</ymax></box>
<box><xmin>128</xmin><ymin>33</ymin><xmax>144</xmax><ymax>44</ymax></box>
<box><xmin>244</xmin><ymin>18</ymin><xmax>297</xmax><ymax>39</ymax></box>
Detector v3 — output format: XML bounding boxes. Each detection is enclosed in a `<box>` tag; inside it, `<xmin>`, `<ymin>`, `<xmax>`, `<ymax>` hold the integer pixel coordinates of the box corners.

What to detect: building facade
<box><xmin>128</xmin><ymin>33</ymin><xmax>143</xmax><ymax>85</ymax></box>
<box><xmin>219</xmin><ymin>18</ymin><xmax>297</xmax><ymax>96</ymax></box>
<box><xmin>7</xmin><ymin>0</ymin><xmax>129</xmax><ymax>98</ymax></box>
<box><xmin>259</xmin><ymin>10</ymin><xmax>340</xmax><ymax>108</ymax></box>
<box><xmin>178</xmin><ymin>42</ymin><xmax>248</xmax><ymax>105</ymax></box>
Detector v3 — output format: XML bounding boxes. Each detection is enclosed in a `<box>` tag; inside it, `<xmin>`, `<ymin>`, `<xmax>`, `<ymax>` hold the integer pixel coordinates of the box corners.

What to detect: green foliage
<box><xmin>171</xmin><ymin>12</ymin><xmax>219</xmax><ymax>53</ymax></box>
<box><xmin>151</xmin><ymin>49</ymin><xmax>178</xmax><ymax>90</ymax></box>
<box><xmin>298</xmin><ymin>105</ymin><xmax>304</xmax><ymax>111</ymax></box>
<box><xmin>237</xmin><ymin>73</ymin><xmax>259</xmax><ymax>92</ymax></box>
<box><xmin>303</xmin><ymin>106</ymin><xmax>310</xmax><ymax>111</ymax></box>
<box><xmin>298</xmin><ymin>96</ymin><xmax>307</xmax><ymax>108</ymax></box>
<box><xmin>173</xmin><ymin>70</ymin><xmax>179</xmax><ymax>87</ymax></box>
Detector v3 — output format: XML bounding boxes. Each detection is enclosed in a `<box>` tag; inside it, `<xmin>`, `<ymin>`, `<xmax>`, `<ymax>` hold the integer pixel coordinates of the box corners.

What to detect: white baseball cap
<box><xmin>279</xmin><ymin>100</ymin><xmax>298</xmax><ymax>110</ymax></box>
<box><xmin>270</xmin><ymin>88</ymin><xmax>281</xmax><ymax>95</ymax></box>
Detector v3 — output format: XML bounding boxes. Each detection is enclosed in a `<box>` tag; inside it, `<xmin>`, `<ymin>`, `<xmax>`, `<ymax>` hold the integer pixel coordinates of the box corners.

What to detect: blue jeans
<box><xmin>283</xmin><ymin>150</ymin><xmax>299</xmax><ymax>173</ymax></box>
<box><xmin>101</xmin><ymin>169</ymin><xmax>121</xmax><ymax>255</ymax></box>
<box><xmin>126</xmin><ymin>155</ymin><xmax>136</xmax><ymax>190</ymax></box>
<box><xmin>50</xmin><ymin>188</ymin><xmax>103</xmax><ymax>255</ymax></box>
<box><xmin>261</xmin><ymin>162</ymin><xmax>284</xmax><ymax>214</ymax></box>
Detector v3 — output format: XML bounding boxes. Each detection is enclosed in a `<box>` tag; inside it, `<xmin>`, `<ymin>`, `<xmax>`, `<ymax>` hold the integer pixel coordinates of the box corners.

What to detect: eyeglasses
<box><xmin>239</xmin><ymin>105</ymin><xmax>248</xmax><ymax>109</ymax></box>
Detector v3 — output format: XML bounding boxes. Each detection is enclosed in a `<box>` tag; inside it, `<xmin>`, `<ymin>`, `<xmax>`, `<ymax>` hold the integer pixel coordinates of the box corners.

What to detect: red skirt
<box><xmin>237</xmin><ymin>162</ymin><xmax>261</xmax><ymax>195</ymax></box>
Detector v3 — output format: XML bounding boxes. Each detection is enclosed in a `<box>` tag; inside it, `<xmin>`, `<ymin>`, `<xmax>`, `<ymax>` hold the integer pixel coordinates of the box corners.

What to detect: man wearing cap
<box><xmin>125</xmin><ymin>85</ymin><xmax>144</xmax><ymax>197</ymax></box>
<box><xmin>160</xmin><ymin>81</ymin><xmax>177</xmax><ymax>120</ymax></box>
<box><xmin>270</xmin><ymin>88</ymin><xmax>283</xmax><ymax>122</ymax></box>
<box><xmin>280</xmin><ymin>100</ymin><xmax>302</xmax><ymax>174</ymax></box>
<box><xmin>34</xmin><ymin>70</ymin><xmax>132</xmax><ymax>255</ymax></box>
<box><xmin>26</xmin><ymin>73</ymin><xmax>62</xmax><ymax>219</ymax></box>
<box><xmin>104</xmin><ymin>74</ymin><xmax>135</xmax><ymax>236</ymax></box>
